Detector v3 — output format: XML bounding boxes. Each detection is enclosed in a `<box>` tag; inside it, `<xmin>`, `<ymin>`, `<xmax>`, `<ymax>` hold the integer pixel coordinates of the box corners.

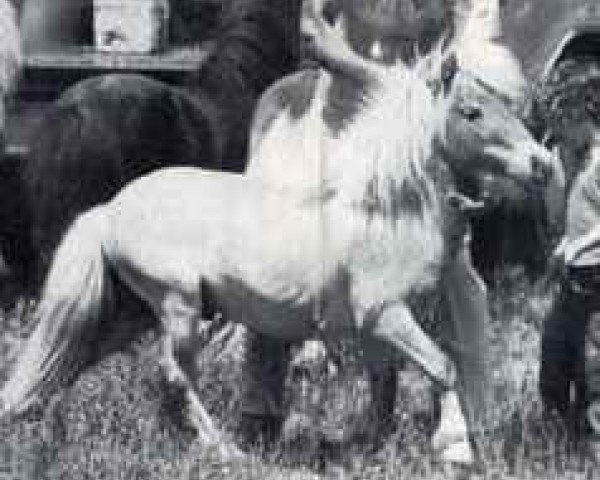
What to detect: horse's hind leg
<box><xmin>159</xmin><ymin>292</ymin><xmax>244</xmax><ymax>459</ymax></box>
<box><xmin>360</xmin><ymin>301</ymin><xmax>474</xmax><ymax>464</ymax></box>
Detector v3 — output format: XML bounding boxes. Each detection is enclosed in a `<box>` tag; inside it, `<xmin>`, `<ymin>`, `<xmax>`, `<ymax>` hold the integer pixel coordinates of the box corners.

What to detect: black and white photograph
<box><xmin>0</xmin><ymin>0</ymin><xmax>599</xmax><ymax>478</ymax></box>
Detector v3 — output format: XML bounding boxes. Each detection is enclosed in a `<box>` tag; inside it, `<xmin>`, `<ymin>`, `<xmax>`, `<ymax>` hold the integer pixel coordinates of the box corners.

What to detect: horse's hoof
<box><xmin>437</xmin><ymin>440</ymin><xmax>475</xmax><ymax>466</ymax></box>
<box><xmin>432</xmin><ymin>430</ymin><xmax>468</xmax><ymax>453</ymax></box>
<box><xmin>431</xmin><ymin>390</ymin><xmax>469</xmax><ymax>452</ymax></box>
<box><xmin>587</xmin><ymin>401</ymin><xmax>600</xmax><ymax>436</ymax></box>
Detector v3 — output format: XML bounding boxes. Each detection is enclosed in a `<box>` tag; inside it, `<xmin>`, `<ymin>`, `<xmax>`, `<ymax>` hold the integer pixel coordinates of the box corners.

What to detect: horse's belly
<box><xmin>209</xmin><ymin>254</ymin><xmax>355</xmax><ymax>340</ymax></box>
<box><xmin>208</xmin><ymin>205</ymin><xmax>350</xmax><ymax>339</ymax></box>
<box><xmin>109</xmin><ymin>168</ymin><xmax>351</xmax><ymax>336</ymax></box>
<box><xmin>212</xmin><ymin>277</ymin><xmax>317</xmax><ymax>340</ymax></box>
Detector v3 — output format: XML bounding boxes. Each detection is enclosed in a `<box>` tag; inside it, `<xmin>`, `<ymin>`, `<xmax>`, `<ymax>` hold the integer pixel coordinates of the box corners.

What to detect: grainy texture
<box><xmin>0</xmin><ymin>268</ymin><xmax>596</xmax><ymax>479</ymax></box>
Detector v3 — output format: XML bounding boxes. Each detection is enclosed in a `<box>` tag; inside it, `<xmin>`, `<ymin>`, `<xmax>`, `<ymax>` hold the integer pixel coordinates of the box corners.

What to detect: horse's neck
<box><xmin>250</xmin><ymin>71</ymin><xmax>334</xmax><ymax>201</ymax></box>
<box><xmin>320</xmin><ymin>61</ymin><xmax>418</xmax><ymax>136</ymax></box>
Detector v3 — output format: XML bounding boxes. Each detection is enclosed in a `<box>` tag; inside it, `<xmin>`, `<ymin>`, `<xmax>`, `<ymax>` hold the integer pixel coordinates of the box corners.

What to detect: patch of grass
<box><xmin>0</xmin><ymin>267</ymin><xmax>598</xmax><ymax>479</ymax></box>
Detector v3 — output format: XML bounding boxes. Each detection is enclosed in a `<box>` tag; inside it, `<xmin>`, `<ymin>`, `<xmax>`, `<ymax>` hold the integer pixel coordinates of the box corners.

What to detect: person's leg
<box><xmin>441</xmin><ymin>241</ymin><xmax>492</xmax><ymax>443</ymax></box>
<box><xmin>585</xmin><ymin>311</ymin><xmax>600</xmax><ymax>437</ymax></box>
<box><xmin>540</xmin><ymin>282</ymin><xmax>587</xmax><ymax>426</ymax></box>
<box><xmin>553</xmin><ymin>146</ymin><xmax>600</xmax><ymax>435</ymax></box>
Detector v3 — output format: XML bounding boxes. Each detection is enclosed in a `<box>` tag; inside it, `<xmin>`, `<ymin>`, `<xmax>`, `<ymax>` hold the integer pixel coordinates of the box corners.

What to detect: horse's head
<box><xmin>302</xmin><ymin>3</ymin><xmax>562</xmax><ymax>196</ymax></box>
<box><xmin>435</xmin><ymin>60</ymin><xmax>566</xmax><ymax>230</ymax></box>
<box><xmin>437</xmin><ymin>62</ymin><xmax>550</xmax><ymax>184</ymax></box>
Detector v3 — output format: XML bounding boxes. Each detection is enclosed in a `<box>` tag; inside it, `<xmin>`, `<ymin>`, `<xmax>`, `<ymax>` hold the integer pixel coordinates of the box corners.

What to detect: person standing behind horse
<box><xmin>239</xmin><ymin>0</ymin><xmax>532</xmax><ymax>457</ymax></box>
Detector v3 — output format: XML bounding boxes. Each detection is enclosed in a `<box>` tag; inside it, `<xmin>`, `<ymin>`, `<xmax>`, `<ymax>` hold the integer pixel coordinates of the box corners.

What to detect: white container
<box><xmin>93</xmin><ymin>0</ymin><xmax>169</xmax><ymax>53</ymax></box>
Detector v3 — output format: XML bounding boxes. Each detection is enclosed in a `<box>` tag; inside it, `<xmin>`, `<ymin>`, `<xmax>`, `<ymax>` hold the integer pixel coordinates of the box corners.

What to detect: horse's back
<box><xmin>107</xmin><ymin>167</ymin><xmax>252</xmax><ymax>279</ymax></box>
<box><xmin>112</xmin><ymin>167</ymin><xmax>245</xmax><ymax>216</ymax></box>
<box><xmin>107</xmin><ymin>166</ymin><xmax>336</xmax><ymax>331</ymax></box>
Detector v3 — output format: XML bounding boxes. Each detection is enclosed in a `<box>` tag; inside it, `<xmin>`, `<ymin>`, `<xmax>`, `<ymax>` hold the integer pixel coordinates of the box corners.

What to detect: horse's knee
<box><xmin>361</xmin><ymin>303</ymin><xmax>458</xmax><ymax>391</ymax></box>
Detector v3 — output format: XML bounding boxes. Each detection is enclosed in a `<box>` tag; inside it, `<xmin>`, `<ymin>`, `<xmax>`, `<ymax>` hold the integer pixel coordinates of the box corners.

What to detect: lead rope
<box><xmin>301</xmin><ymin>69</ymin><xmax>331</xmax><ymax>413</ymax></box>
<box><xmin>312</xmin><ymin>70</ymin><xmax>342</xmax><ymax>363</ymax></box>
<box><xmin>312</xmin><ymin>69</ymin><xmax>327</xmax><ymax>338</ymax></box>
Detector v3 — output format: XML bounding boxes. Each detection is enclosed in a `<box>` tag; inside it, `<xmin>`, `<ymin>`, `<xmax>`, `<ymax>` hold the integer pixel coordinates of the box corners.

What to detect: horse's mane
<box><xmin>190</xmin><ymin>0</ymin><xmax>301</xmax><ymax>99</ymax></box>
<box><xmin>331</xmin><ymin>49</ymin><xmax>449</xmax><ymax>225</ymax></box>
<box><xmin>324</xmin><ymin>49</ymin><xmax>453</xmax><ymax>295</ymax></box>
<box><xmin>329</xmin><ymin>29</ymin><xmax>527</xmax><ymax>220</ymax></box>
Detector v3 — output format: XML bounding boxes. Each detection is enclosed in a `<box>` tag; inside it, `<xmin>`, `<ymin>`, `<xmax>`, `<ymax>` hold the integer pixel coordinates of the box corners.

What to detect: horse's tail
<box><xmin>0</xmin><ymin>206</ymin><xmax>113</xmax><ymax>416</ymax></box>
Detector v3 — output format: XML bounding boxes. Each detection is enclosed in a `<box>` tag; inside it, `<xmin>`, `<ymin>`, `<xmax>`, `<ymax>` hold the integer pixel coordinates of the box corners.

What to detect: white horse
<box><xmin>0</xmin><ymin>50</ymin><xmax>559</xmax><ymax>464</ymax></box>
<box><xmin>245</xmin><ymin>6</ymin><xmax>564</xmax><ymax>448</ymax></box>
<box><xmin>246</xmin><ymin>52</ymin><xmax>564</xmax><ymax>460</ymax></box>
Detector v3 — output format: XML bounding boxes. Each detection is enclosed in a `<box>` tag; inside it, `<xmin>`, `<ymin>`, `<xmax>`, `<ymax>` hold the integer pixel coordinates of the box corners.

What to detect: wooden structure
<box><xmin>6</xmin><ymin>45</ymin><xmax>210</xmax><ymax>156</ymax></box>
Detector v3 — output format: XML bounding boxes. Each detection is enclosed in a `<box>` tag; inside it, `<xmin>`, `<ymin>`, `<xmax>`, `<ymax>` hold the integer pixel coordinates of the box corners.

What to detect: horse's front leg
<box><xmin>360</xmin><ymin>301</ymin><xmax>474</xmax><ymax>465</ymax></box>
<box><xmin>159</xmin><ymin>292</ymin><xmax>244</xmax><ymax>460</ymax></box>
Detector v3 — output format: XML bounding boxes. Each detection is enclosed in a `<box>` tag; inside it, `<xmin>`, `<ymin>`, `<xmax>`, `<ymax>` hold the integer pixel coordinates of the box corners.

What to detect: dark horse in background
<box><xmin>0</xmin><ymin>0</ymin><xmax>302</xmax><ymax>288</ymax></box>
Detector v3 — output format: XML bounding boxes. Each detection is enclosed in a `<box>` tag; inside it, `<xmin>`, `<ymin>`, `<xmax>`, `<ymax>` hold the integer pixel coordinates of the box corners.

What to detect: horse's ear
<box><xmin>441</xmin><ymin>54</ymin><xmax>458</xmax><ymax>95</ymax></box>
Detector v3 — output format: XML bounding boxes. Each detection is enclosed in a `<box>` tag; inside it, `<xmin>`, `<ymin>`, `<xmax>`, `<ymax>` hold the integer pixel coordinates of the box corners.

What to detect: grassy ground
<box><xmin>0</xmin><ymin>267</ymin><xmax>597</xmax><ymax>480</ymax></box>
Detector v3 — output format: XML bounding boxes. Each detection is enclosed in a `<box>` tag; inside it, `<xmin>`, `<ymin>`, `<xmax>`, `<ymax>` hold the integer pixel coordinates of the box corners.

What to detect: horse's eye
<box><xmin>460</xmin><ymin>104</ymin><xmax>483</xmax><ymax>121</ymax></box>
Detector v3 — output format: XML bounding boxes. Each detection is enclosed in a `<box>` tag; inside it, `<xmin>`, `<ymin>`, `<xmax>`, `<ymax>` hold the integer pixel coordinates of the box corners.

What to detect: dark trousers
<box><xmin>540</xmin><ymin>282</ymin><xmax>588</xmax><ymax>428</ymax></box>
